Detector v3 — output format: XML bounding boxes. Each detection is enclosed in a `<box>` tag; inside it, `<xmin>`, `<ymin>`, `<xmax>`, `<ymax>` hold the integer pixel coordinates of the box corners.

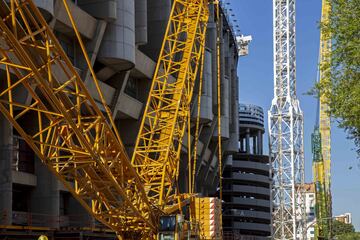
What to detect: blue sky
<box><xmin>227</xmin><ymin>0</ymin><xmax>360</xmax><ymax>231</ymax></box>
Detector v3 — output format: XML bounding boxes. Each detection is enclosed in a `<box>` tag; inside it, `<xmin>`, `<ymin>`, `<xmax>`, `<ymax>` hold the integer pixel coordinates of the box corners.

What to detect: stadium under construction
<box><xmin>0</xmin><ymin>0</ymin><xmax>254</xmax><ymax>239</ymax></box>
<box><xmin>0</xmin><ymin>0</ymin><xmax>339</xmax><ymax>239</ymax></box>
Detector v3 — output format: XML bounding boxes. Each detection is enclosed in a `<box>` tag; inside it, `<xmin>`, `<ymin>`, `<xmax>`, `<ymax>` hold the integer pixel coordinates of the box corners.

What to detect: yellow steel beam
<box><xmin>319</xmin><ymin>0</ymin><xmax>331</xmax><ymax>197</ymax></box>
<box><xmin>131</xmin><ymin>0</ymin><xmax>209</xmax><ymax>209</ymax></box>
<box><xmin>0</xmin><ymin>0</ymin><xmax>155</xmax><ymax>236</ymax></box>
<box><xmin>215</xmin><ymin>0</ymin><xmax>223</xmax><ymax>203</ymax></box>
<box><xmin>0</xmin><ymin>0</ymin><xmax>211</xmax><ymax>237</ymax></box>
<box><xmin>314</xmin><ymin>0</ymin><xmax>332</xmax><ymax>238</ymax></box>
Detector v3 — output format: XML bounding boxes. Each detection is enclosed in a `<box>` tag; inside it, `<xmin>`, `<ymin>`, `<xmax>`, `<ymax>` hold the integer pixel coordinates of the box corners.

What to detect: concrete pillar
<box><xmin>31</xmin><ymin>158</ymin><xmax>60</xmax><ymax>228</ymax></box>
<box><xmin>98</xmin><ymin>0</ymin><xmax>136</xmax><ymax>71</ymax></box>
<box><xmin>34</xmin><ymin>0</ymin><xmax>54</xmax><ymax>22</ymax></box>
<box><xmin>246</xmin><ymin>128</ymin><xmax>250</xmax><ymax>154</ymax></box>
<box><xmin>29</xmin><ymin>112</ymin><xmax>60</xmax><ymax>227</ymax></box>
<box><xmin>238</xmin><ymin>138</ymin><xmax>242</xmax><ymax>152</ymax></box>
<box><xmin>227</xmin><ymin>47</ymin><xmax>239</xmax><ymax>153</ymax></box>
<box><xmin>0</xmin><ymin>114</ymin><xmax>13</xmax><ymax>225</ymax></box>
<box><xmin>258</xmin><ymin>130</ymin><xmax>263</xmax><ymax>155</ymax></box>
<box><xmin>206</xmin><ymin>3</ymin><xmax>218</xmax><ymax>113</ymax></box>
<box><xmin>241</xmin><ymin>138</ymin><xmax>245</xmax><ymax>152</ymax></box>
<box><xmin>67</xmin><ymin>194</ymin><xmax>92</xmax><ymax>228</ymax></box>
<box><xmin>253</xmin><ymin>136</ymin><xmax>257</xmax><ymax>155</ymax></box>
<box><xmin>135</xmin><ymin>0</ymin><xmax>148</xmax><ymax>45</ymax></box>
<box><xmin>80</xmin><ymin>20</ymin><xmax>108</xmax><ymax>82</ymax></box>
<box><xmin>197</xmin><ymin>49</ymin><xmax>213</xmax><ymax>123</ymax></box>
<box><xmin>220</xmin><ymin>24</ymin><xmax>230</xmax><ymax>139</ymax></box>
<box><xmin>139</xmin><ymin>0</ymin><xmax>171</xmax><ymax>61</ymax></box>
<box><xmin>109</xmin><ymin>71</ymin><xmax>130</xmax><ymax>115</ymax></box>
<box><xmin>178</xmin><ymin>153</ymin><xmax>189</xmax><ymax>194</ymax></box>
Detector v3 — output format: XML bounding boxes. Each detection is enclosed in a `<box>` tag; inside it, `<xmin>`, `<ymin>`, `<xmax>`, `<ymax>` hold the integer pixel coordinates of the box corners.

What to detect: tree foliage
<box><xmin>332</xmin><ymin>220</ymin><xmax>355</xmax><ymax>236</ymax></box>
<box><xmin>335</xmin><ymin>232</ymin><xmax>360</xmax><ymax>240</ymax></box>
<box><xmin>318</xmin><ymin>0</ymin><xmax>360</xmax><ymax>155</ymax></box>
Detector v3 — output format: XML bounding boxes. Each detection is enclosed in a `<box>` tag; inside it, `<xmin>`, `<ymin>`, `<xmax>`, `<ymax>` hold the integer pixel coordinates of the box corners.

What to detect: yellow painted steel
<box><xmin>192</xmin><ymin>197</ymin><xmax>223</xmax><ymax>240</ymax></box>
<box><xmin>313</xmin><ymin>0</ymin><xmax>332</xmax><ymax>238</ymax></box>
<box><xmin>189</xmin><ymin>40</ymin><xmax>205</xmax><ymax>222</ymax></box>
<box><xmin>0</xmin><ymin>0</ymin><xmax>154</xmax><ymax>236</ymax></box>
<box><xmin>191</xmin><ymin>45</ymin><xmax>206</xmax><ymax>195</ymax></box>
<box><xmin>215</xmin><ymin>1</ymin><xmax>223</xmax><ymax>202</ymax></box>
<box><xmin>131</xmin><ymin>0</ymin><xmax>209</xmax><ymax>209</ymax></box>
<box><xmin>0</xmin><ymin>0</ymin><xmax>211</xmax><ymax>238</ymax></box>
<box><xmin>320</xmin><ymin>0</ymin><xmax>332</xmax><ymax>227</ymax></box>
<box><xmin>320</xmin><ymin>0</ymin><xmax>331</xmax><ymax>200</ymax></box>
<box><xmin>312</xmin><ymin>128</ymin><xmax>329</xmax><ymax>238</ymax></box>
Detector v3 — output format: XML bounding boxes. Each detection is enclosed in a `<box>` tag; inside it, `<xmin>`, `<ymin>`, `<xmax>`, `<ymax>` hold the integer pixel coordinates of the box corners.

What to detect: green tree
<box><xmin>335</xmin><ymin>232</ymin><xmax>360</xmax><ymax>240</ymax></box>
<box><xmin>332</xmin><ymin>220</ymin><xmax>355</xmax><ymax>236</ymax></box>
<box><xmin>317</xmin><ymin>0</ymin><xmax>360</xmax><ymax>156</ymax></box>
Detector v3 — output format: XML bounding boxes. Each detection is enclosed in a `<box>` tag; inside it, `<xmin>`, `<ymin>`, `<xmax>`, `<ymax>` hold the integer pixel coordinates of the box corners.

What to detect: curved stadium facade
<box><xmin>223</xmin><ymin>104</ymin><xmax>271</xmax><ymax>239</ymax></box>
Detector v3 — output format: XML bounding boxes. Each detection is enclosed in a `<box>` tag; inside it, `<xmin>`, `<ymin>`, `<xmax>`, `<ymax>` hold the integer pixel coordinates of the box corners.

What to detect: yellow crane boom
<box><xmin>0</xmin><ymin>0</ymin><xmax>210</xmax><ymax>238</ymax></box>
<box><xmin>131</xmin><ymin>0</ymin><xmax>209</xmax><ymax>209</ymax></box>
<box><xmin>0</xmin><ymin>0</ymin><xmax>155</xmax><ymax>235</ymax></box>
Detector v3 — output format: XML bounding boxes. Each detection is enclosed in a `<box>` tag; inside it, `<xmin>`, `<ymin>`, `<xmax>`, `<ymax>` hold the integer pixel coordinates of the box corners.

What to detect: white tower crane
<box><xmin>268</xmin><ymin>0</ymin><xmax>306</xmax><ymax>239</ymax></box>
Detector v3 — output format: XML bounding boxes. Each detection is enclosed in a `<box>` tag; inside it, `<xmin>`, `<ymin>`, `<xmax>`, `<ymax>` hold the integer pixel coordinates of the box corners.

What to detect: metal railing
<box><xmin>8</xmin><ymin>211</ymin><xmax>107</xmax><ymax>230</ymax></box>
<box><xmin>223</xmin><ymin>231</ymin><xmax>268</xmax><ymax>240</ymax></box>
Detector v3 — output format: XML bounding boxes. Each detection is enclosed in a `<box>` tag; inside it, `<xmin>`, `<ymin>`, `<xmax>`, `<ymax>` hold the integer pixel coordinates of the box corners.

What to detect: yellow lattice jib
<box><xmin>0</xmin><ymin>0</ymin><xmax>210</xmax><ymax>238</ymax></box>
<box><xmin>131</xmin><ymin>0</ymin><xmax>209</xmax><ymax>209</ymax></box>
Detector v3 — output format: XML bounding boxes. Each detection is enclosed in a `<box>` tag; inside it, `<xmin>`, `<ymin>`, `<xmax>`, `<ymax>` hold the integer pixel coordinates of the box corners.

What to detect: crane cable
<box><xmin>215</xmin><ymin>0</ymin><xmax>223</xmax><ymax>202</ymax></box>
<box><xmin>191</xmin><ymin>42</ymin><xmax>206</xmax><ymax>194</ymax></box>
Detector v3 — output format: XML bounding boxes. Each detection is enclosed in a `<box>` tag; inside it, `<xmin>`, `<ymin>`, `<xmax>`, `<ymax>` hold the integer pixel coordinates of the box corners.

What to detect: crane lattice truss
<box><xmin>319</xmin><ymin>0</ymin><xmax>332</xmax><ymax>222</ymax></box>
<box><xmin>132</xmin><ymin>0</ymin><xmax>208</xmax><ymax>209</ymax></box>
<box><xmin>0</xmin><ymin>0</ymin><xmax>155</xmax><ymax>234</ymax></box>
<box><xmin>0</xmin><ymin>0</ymin><xmax>208</xmax><ymax>237</ymax></box>
<box><xmin>268</xmin><ymin>0</ymin><xmax>305</xmax><ymax>239</ymax></box>
<box><xmin>312</xmin><ymin>129</ymin><xmax>330</xmax><ymax>238</ymax></box>
<box><xmin>313</xmin><ymin>0</ymin><xmax>332</xmax><ymax>238</ymax></box>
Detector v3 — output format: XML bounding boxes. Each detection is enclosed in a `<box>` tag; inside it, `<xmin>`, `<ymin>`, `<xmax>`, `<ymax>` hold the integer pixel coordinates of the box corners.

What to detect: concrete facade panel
<box><xmin>223</xmin><ymin>209</ymin><xmax>271</xmax><ymax>221</ymax></box>
<box><xmin>232</xmin><ymin>160</ymin><xmax>269</xmax><ymax>172</ymax></box>
<box><xmin>233</xmin><ymin>222</ymin><xmax>271</xmax><ymax>233</ymax></box>
<box><xmin>135</xmin><ymin>0</ymin><xmax>148</xmax><ymax>45</ymax></box>
<box><xmin>223</xmin><ymin>104</ymin><xmax>271</xmax><ymax>238</ymax></box>
<box><xmin>12</xmin><ymin>171</ymin><xmax>37</xmax><ymax>187</ymax></box>
<box><xmin>231</xmin><ymin>197</ymin><xmax>270</xmax><ymax>208</ymax></box>
<box><xmin>78</xmin><ymin>0</ymin><xmax>117</xmax><ymax>21</ymax></box>
<box><xmin>98</xmin><ymin>0</ymin><xmax>135</xmax><ymax>71</ymax></box>
<box><xmin>54</xmin><ymin>0</ymin><xmax>97</xmax><ymax>39</ymax></box>
<box><xmin>0</xmin><ymin>2</ymin><xmax>241</xmax><ymax>238</ymax></box>
<box><xmin>139</xmin><ymin>0</ymin><xmax>171</xmax><ymax>61</ymax></box>
<box><xmin>232</xmin><ymin>172</ymin><xmax>270</xmax><ymax>185</ymax></box>
<box><xmin>34</xmin><ymin>0</ymin><xmax>54</xmax><ymax>21</ymax></box>
<box><xmin>230</xmin><ymin>185</ymin><xmax>270</xmax><ymax>197</ymax></box>
<box><xmin>196</xmin><ymin>49</ymin><xmax>213</xmax><ymax>123</ymax></box>
<box><xmin>0</xmin><ymin>114</ymin><xmax>12</xmax><ymax>225</ymax></box>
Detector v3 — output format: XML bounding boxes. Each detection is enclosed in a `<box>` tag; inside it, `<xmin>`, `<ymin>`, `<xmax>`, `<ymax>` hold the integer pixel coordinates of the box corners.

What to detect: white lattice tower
<box><xmin>268</xmin><ymin>0</ymin><xmax>306</xmax><ymax>239</ymax></box>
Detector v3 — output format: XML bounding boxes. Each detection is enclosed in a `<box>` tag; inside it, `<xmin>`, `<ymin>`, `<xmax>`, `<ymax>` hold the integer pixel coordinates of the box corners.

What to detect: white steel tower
<box><xmin>268</xmin><ymin>0</ymin><xmax>305</xmax><ymax>239</ymax></box>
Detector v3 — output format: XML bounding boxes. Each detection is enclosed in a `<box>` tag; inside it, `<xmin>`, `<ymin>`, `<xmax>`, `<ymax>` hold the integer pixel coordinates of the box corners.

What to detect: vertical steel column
<box><xmin>268</xmin><ymin>0</ymin><xmax>305</xmax><ymax>239</ymax></box>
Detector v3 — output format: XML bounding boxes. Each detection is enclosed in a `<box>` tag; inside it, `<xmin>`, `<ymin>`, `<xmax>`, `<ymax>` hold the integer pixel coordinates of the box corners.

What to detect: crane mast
<box><xmin>313</xmin><ymin>0</ymin><xmax>332</xmax><ymax>238</ymax></box>
<box><xmin>312</xmin><ymin>128</ymin><xmax>330</xmax><ymax>239</ymax></box>
<box><xmin>0</xmin><ymin>0</ymin><xmax>209</xmax><ymax>238</ymax></box>
<box><xmin>268</xmin><ymin>0</ymin><xmax>305</xmax><ymax>239</ymax></box>
<box><xmin>319</xmin><ymin>0</ymin><xmax>332</xmax><ymax>226</ymax></box>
